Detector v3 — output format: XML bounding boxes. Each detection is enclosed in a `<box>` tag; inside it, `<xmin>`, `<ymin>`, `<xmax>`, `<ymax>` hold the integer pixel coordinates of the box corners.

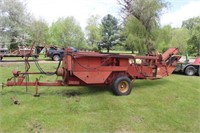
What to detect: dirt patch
<box><xmin>63</xmin><ymin>91</ymin><xmax>82</xmax><ymax>97</ymax></box>
<box><xmin>64</xmin><ymin>91</ymin><xmax>81</xmax><ymax>103</ymax></box>
<box><xmin>132</xmin><ymin>115</ymin><xmax>144</xmax><ymax>123</ymax></box>
<box><xmin>27</xmin><ymin>120</ymin><xmax>42</xmax><ymax>133</ymax></box>
<box><xmin>10</xmin><ymin>96</ymin><xmax>20</xmax><ymax>105</ymax></box>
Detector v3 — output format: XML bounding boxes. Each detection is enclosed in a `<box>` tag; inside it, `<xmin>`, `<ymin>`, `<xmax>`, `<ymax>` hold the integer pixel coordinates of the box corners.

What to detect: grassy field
<box><xmin>1</xmin><ymin>53</ymin><xmax>48</xmax><ymax>61</ymax></box>
<box><xmin>0</xmin><ymin>61</ymin><xmax>200</xmax><ymax>133</ymax></box>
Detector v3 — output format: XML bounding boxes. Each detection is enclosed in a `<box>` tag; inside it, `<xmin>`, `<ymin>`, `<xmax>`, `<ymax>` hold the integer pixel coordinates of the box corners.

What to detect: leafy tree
<box><xmin>85</xmin><ymin>15</ymin><xmax>101</xmax><ymax>49</ymax></box>
<box><xmin>100</xmin><ymin>14</ymin><xmax>120</xmax><ymax>53</ymax></box>
<box><xmin>155</xmin><ymin>26</ymin><xmax>189</xmax><ymax>54</ymax></box>
<box><xmin>170</xmin><ymin>28</ymin><xmax>189</xmax><ymax>54</ymax></box>
<box><xmin>123</xmin><ymin>16</ymin><xmax>146</xmax><ymax>54</ymax></box>
<box><xmin>0</xmin><ymin>0</ymin><xmax>31</xmax><ymax>50</ymax></box>
<box><xmin>118</xmin><ymin>0</ymin><xmax>168</xmax><ymax>52</ymax></box>
<box><xmin>155</xmin><ymin>25</ymin><xmax>173</xmax><ymax>52</ymax></box>
<box><xmin>182</xmin><ymin>17</ymin><xmax>200</xmax><ymax>55</ymax></box>
<box><xmin>27</xmin><ymin>18</ymin><xmax>49</xmax><ymax>45</ymax></box>
<box><xmin>49</xmin><ymin>17</ymin><xmax>86</xmax><ymax>49</ymax></box>
<box><xmin>182</xmin><ymin>17</ymin><xmax>200</xmax><ymax>31</ymax></box>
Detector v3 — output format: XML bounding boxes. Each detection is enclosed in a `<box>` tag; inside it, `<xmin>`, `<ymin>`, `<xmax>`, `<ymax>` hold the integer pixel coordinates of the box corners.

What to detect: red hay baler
<box><xmin>5</xmin><ymin>47</ymin><xmax>181</xmax><ymax>96</ymax></box>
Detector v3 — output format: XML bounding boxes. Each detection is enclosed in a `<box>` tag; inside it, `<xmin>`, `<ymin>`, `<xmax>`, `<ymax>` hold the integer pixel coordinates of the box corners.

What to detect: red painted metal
<box><xmin>193</xmin><ymin>56</ymin><xmax>200</xmax><ymax>65</ymax></box>
<box><xmin>5</xmin><ymin>47</ymin><xmax>181</xmax><ymax>95</ymax></box>
<box><xmin>0</xmin><ymin>42</ymin><xmax>40</xmax><ymax>60</ymax></box>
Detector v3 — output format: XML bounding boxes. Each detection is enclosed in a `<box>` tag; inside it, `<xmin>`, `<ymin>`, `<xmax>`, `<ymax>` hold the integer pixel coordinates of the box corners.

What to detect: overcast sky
<box><xmin>25</xmin><ymin>0</ymin><xmax>200</xmax><ymax>29</ymax></box>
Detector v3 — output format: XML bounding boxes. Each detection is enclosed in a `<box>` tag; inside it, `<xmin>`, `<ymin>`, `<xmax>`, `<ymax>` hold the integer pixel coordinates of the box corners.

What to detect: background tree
<box><xmin>155</xmin><ymin>25</ymin><xmax>173</xmax><ymax>52</ymax></box>
<box><xmin>182</xmin><ymin>17</ymin><xmax>200</xmax><ymax>55</ymax></box>
<box><xmin>49</xmin><ymin>17</ymin><xmax>86</xmax><ymax>49</ymax></box>
<box><xmin>27</xmin><ymin>18</ymin><xmax>49</xmax><ymax>46</ymax></box>
<box><xmin>118</xmin><ymin>0</ymin><xmax>168</xmax><ymax>52</ymax></box>
<box><xmin>85</xmin><ymin>15</ymin><xmax>101</xmax><ymax>49</ymax></box>
<box><xmin>0</xmin><ymin>0</ymin><xmax>31</xmax><ymax>50</ymax></box>
<box><xmin>122</xmin><ymin>16</ymin><xmax>146</xmax><ymax>54</ymax></box>
<box><xmin>170</xmin><ymin>28</ymin><xmax>189</xmax><ymax>54</ymax></box>
<box><xmin>100</xmin><ymin>14</ymin><xmax>120</xmax><ymax>53</ymax></box>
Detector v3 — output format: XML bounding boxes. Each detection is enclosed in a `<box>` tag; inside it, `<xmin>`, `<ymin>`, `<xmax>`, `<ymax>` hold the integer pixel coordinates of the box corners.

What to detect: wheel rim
<box><xmin>118</xmin><ymin>81</ymin><xmax>129</xmax><ymax>93</ymax></box>
<box><xmin>54</xmin><ymin>55</ymin><xmax>59</xmax><ymax>61</ymax></box>
<box><xmin>187</xmin><ymin>68</ymin><xmax>194</xmax><ymax>75</ymax></box>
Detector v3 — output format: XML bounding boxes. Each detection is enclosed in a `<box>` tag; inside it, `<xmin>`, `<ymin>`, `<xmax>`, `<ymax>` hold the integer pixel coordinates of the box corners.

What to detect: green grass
<box><xmin>101</xmin><ymin>50</ymin><xmax>133</xmax><ymax>54</ymax></box>
<box><xmin>0</xmin><ymin>63</ymin><xmax>200</xmax><ymax>133</ymax></box>
<box><xmin>1</xmin><ymin>53</ymin><xmax>49</xmax><ymax>61</ymax></box>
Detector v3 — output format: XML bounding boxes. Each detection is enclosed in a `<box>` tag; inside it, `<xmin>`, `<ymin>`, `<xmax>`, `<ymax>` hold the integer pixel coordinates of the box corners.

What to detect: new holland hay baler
<box><xmin>5</xmin><ymin>47</ymin><xmax>180</xmax><ymax>96</ymax></box>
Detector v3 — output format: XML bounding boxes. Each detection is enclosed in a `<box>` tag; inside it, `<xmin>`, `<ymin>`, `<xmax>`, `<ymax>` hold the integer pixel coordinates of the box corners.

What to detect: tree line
<box><xmin>0</xmin><ymin>0</ymin><xmax>199</xmax><ymax>55</ymax></box>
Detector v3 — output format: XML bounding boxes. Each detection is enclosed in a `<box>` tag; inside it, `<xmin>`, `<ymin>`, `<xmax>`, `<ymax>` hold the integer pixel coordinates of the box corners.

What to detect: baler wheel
<box><xmin>112</xmin><ymin>76</ymin><xmax>132</xmax><ymax>96</ymax></box>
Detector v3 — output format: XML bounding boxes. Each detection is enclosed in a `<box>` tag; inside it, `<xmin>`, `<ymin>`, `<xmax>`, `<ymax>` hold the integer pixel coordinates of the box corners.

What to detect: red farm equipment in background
<box><xmin>0</xmin><ymin>43</ymin><xmax>43</xmax><ymax>61</ymax></box>
<box><xmin>5</xmin><ymin>47</ymin><xmax>181</xmax><ymax>96</ymax></box>
<box><xmin>174</xmin><ymin>55</ymin><xmax>200</xmax><ymax>76</ymax></box>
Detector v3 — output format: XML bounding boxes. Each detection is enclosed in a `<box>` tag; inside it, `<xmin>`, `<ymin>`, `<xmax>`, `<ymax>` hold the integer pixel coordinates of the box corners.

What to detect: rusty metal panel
<box><xmin>73</xmin><ymin>71</ymin><xmax>111</xmax><ymax>84</ymax></box>
<box><xmin>120</xmin><ymin>58</ymin><xmax>129</xmax><ymax>66</ymax></box>
<box><xmin>72</xmin><ymin>57</ymin><xmax>102</xmax><ymax>71</ymax></box>
<box><xmin>162</xmin><ymin>48</ymin><xmax>178</xmax><ymax>61</ymax></box>
<box><xmin>67</xmin><ymin>55</ymin><xmax>72</xmax><ymax>71</ymax></box>
<box><xmin>127</xmin><ymin>66</ymin><xmax>154</xmax><ymax>79</ymax></box>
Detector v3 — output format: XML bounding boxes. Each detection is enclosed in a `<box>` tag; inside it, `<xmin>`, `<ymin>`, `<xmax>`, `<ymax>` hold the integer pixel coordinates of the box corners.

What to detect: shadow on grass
<box><xmin>1</xmin><ymin>85</ymin><xmax>112</xmax><ymax>97</ymax></box>
<box><xmin>173</xmin><ymin>72</ymin><xmax>200</xmax><ymax>77</ymax></box>
<box><xmin>60</xmin><ymin>86</ymin><xmax>112</xmax><ymax>97</ymax></box>
<box><xmin>172</xmin><ymin>72</ymin><xmax>186</xmax><ymax>76</ymax></box>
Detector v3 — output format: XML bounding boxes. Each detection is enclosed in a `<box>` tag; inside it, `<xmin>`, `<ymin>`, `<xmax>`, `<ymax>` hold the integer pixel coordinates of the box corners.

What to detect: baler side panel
<box><xmin>72</xmin><ymin>57</ymin><xmax>102</xmax><ymax>71</ymax></box>
<box><xmin>127</xmin><ymin>66</ymin><xmax>154</xmax><ymax>79</ymax></box>
<box><xmin>73</xmin><ymin>71</ymin><xmax>112</xmax><ymax>84</ymax></box>
<box><xmin>66</xmin><ymin>54</ymin><xmax>131</xmax><ymax>84</ymax></box>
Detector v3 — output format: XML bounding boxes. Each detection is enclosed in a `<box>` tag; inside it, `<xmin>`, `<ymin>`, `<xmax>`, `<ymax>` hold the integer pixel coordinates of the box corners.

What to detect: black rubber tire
<box><xmin>184</xmin><ymin>66</ymin><xmax>196</xmax><ymax>76</ymax></box>
<box><xmin>0</xmin><ymin>57</ymin><xmax>2</xmax><ymax>61</ymax></box>
<box><xmin>53</xmin><ymin>55</ymin><xmax>60</xmax><ymax>61</ymax></box>
<box><xmin>112</xmin><ymin>76</ymin><xmax>132</xmax><ymax>96</ymax></box>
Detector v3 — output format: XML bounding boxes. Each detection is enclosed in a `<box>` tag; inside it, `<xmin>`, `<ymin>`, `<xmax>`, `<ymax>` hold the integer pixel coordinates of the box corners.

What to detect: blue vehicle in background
<box><xmin>45</xmin><ymin>46</ymin><xmax>64</xmax><ymax>61</ymax></box>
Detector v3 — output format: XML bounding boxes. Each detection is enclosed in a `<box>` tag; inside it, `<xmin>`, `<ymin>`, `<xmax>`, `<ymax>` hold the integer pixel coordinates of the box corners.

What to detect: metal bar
<box><xmin>6</xmin><ymin>80</ymin><xmax>63</xmax><ymax>86</ymax></box>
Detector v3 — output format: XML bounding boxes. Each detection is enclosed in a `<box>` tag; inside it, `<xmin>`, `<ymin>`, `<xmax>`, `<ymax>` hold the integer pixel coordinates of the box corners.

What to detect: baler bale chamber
<box><xmin>5</xmin><ymin>47</ymin><xmax>181</xmax><ymax>96</ymax></box>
